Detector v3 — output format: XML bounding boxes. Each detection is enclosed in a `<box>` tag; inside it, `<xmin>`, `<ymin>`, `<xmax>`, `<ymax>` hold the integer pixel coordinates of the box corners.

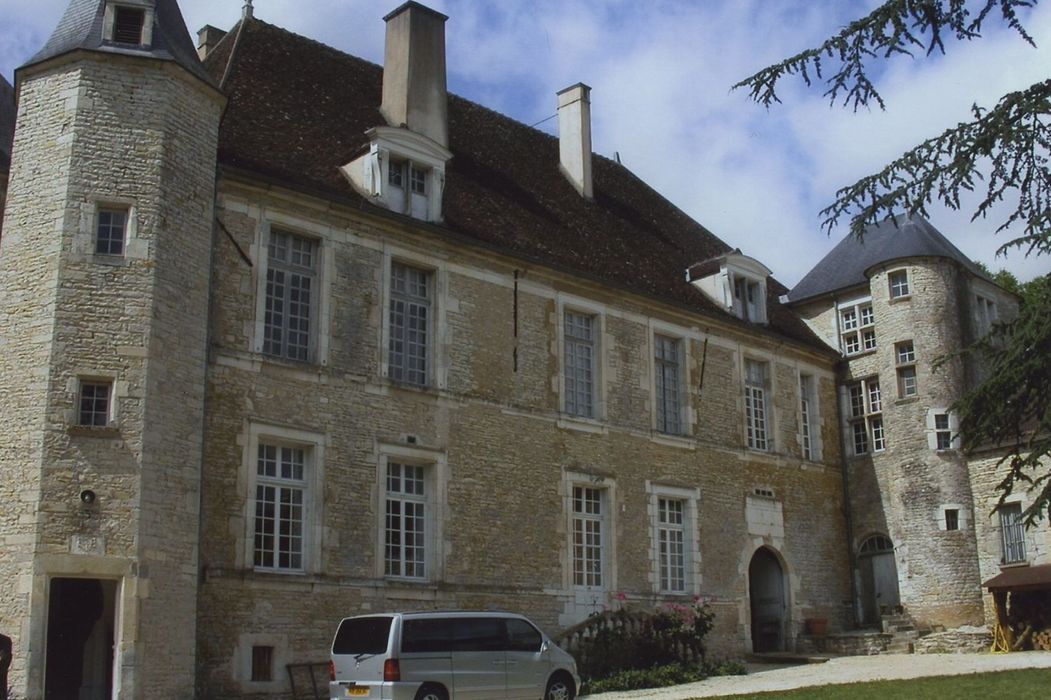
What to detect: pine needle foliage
<box><xmin>733</xmin><ymin>0</ymin><xmax>1050</xmax><ymax>256</ymax></box>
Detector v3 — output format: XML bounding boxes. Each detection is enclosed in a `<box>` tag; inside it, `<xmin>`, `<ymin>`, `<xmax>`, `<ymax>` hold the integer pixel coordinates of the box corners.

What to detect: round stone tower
<box><xmin>0</xmin><ymin>1</ymin><xmax>223</xmax><ymax>696</ymax></box>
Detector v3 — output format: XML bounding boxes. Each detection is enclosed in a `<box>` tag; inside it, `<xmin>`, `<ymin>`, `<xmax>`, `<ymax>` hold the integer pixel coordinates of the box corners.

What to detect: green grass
<box><xmin>696</xmin><ymin>668</ymin><xmax>1051</xmax><ymax>699</ymax></box>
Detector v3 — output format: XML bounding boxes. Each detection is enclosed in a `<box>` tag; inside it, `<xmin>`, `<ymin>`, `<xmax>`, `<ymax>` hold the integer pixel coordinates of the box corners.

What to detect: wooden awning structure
<box><xmin>985</xmin><ymin>564</ymin><xmax>1051</xmax><ymax>593</ymax></box>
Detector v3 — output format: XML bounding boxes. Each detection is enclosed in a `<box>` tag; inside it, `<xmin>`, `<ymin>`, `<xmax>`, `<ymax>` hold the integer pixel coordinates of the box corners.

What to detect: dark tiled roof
<box><xmin>23</xmin><ymin>0</ymin><xmax>213</xmax><ymax>86</ymax></box>
<box><xmin>204</xmin><ymin>18</ymin><xmax>829</xmax><ymax>352</ymax></box>
<box><xmin>788</xmin><ymin>215</ymin><xmax>986</xmax><ymax>304</ymax></box>
<box><xmin>0</xmin><ymin>74</ymin><xmax>14</xmax><ymax>174</ymax></box>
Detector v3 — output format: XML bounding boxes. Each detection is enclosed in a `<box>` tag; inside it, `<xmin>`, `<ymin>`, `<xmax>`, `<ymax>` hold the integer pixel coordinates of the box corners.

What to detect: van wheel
<box><xmin>544</xmin><ymin>673</ymin><xmax>575</xmax><ymax>700</ymax></box>
<box><xmin>414</xmin><ymin>683</ymin><xmax>448</xmax><ymax>700</ymax></box>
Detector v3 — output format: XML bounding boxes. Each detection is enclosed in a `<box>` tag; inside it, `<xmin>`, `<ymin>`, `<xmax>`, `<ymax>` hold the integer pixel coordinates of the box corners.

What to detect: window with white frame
<box><xmin>572</xmin><ymin>485</ymin><xmax>606</xmax><ymax>587</ymax></box>
<box><xmin>999</xmin><ymin>502</ymin><xmax>1026</xmax><ymax>564</ymax></box>
<box><xmin>732</xmin><ymin>273</ymin><xmax>765</xmax><ymax>323</ymax></box>
<box><xmin>263</xmin><ymin>229</ymin><xmax>318</xmax><ymax>362</ymax></box>
<box><xmin>656</xmin><ymin>497</ymin><xmax>687</xmax><ymax>592</ymax></box>
<box><xmin>888</xmin><ymin>270</ymin><xmax>910</xmax><ymax>299</ymax></box>
<box><xmin>388</xmin><ymin>262</ymin><xmax>433</xmax><ymax>386</ymax></box>
<box><xmin>385</xmin><ymin>461</ymin><xmax>430</xmax><ymax>579</ymax></box>
<box><xmin>654</xmin><ymin>335</ymin><xmax>683</xmax><ymax>435</ymax></box>
<box><xmin>840</xmin><ymin>301</ymin><xmax>875</xmax><ymax>355</ymax></box>
<box><xmin>973</xmin><ymin>293</ymin><xmax>998</xmax><ymax>337</ymax></box>
<box><xmin>895</xmin><ymin>340</ymin><xmax>918</xmax><ymax>398</ymax></box>
<box><xmin>253</xmin><ymin>442</ymin><xmax>307</xmax><ymax>571</ymax></box>
<box><xmin>744</xmin><ymin>359</ymin><xmax>770</xmax><ymax>451</ymax></box>
<box><xmin>925</xmin><ymin>409</ymin><xmax>959</xmax><ymax>450</ymax></box>
<box><xmin>846</xmin><ymin>377</ymin><xmax>884</xmax><ymax>455</ymax></box>
<box><xmin>799</xmin><ymin>373</ymin><xmax>820</xmax><ymax>460</ymax></box>
<box><xmin>78</xmin><ymin>379</ymin><xmax>113</xmax><ymax>427</ymax></box>
<box><xmin>564</xmin><ymin>311</ymin><xmax>597</xmax><ymax>418</ymax></box>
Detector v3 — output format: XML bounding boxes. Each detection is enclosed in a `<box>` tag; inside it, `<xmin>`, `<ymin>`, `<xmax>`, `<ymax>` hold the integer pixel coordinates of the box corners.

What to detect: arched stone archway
<box><xmin>858</xmin><ymin>534</ymin><xmax>900</xmax><ymax>625</ymax></box>
<box><xmin>748</xmin><ymin>547</ymin><xmax>787</xmax><ymax>652</ymax></box>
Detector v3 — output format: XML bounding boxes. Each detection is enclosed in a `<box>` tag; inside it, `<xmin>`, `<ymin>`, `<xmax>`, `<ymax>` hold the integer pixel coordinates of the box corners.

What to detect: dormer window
<box><xmin>341</xmin><ymin>126</ymin><xmax>451</xmax><ymax>224</ymax></box>
<box><xmin>104</xmin><ymin>2</ymin><xmax>153</xmax><ymax>48</ymax></box>
<box><xmin>686</xmin><ymin>252</ymin><xmax>771</xmax><ymax>325</ymax></box>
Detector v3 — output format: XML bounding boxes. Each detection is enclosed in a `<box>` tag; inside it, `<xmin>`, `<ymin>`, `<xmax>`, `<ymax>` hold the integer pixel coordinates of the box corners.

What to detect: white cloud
<box><xmin>1</xmin><ymin>0</ymin><xmax>1047</xmax><ymax>285</ymax></box>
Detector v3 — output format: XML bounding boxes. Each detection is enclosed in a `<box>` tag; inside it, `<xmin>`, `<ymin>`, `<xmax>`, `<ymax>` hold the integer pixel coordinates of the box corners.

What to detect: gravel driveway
<box><xmin>583</xmin><ymin>651</ymin><xmax>1051</xmax><ymax>699</ymax></box>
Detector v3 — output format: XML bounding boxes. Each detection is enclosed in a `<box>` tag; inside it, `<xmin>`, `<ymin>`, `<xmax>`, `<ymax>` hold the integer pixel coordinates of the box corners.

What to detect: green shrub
<box><xmin>583</xmin><ymin>662</ymin><xmax>709</xmax><ymax>694</ymax></box>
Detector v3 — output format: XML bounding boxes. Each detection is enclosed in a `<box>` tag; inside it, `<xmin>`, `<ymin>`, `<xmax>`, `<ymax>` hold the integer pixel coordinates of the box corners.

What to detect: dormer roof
<box><xmin>21</xmin><ymin>0</ymin><xmax>214</xmax><ymax>87</ymax></box>
<box><xmin>787</xmin><ymin>215</ymin><xmax>987</xmax><ymax>305</ymax></box>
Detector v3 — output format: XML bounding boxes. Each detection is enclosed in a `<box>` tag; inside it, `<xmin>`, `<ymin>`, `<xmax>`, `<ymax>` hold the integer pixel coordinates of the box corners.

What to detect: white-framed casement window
<box><xmin>263</xmin><ymin>228</ymin><xmax>319</xmax><ymax>363</ymax></box>
<box><xmin>731</xmin><ymin>273</ymin><xmax>765</xmax><ymax>323</ymax></box>
<box><xmin>926</xmin><ymin>409</ymin><xmax>960</xmax><ymax>450</ymax></box>
<box><xmin>744</xmin><ymin>359</ymin><xmax>771</xmax><ymax>451</ymax></box>
<box><xmin>646</xmin><ymin>483</ymin><xmax>700</xmax><ymax>595</ymax></box>
<box><xmin>846</xmin><ymin>377</ymin><xmax>884</xmax><ymax>455</ymax></box>
<box><xmin>895</xmin><ymin>340</ymin><xmax>918</xmax><ymax>398</ymax></box>
<box><xmin>388</xmin><ymin>261</ymin><xmax>434</xmax><ymax>386</ymax></box>
<box><xmin>998</xmin><ymin>501</ymin><xmax>1026</xmax><ymax>564</ymax></box>
<box><xmin>377</xmin><ymin>444</ymin><xmax>447</xmax><ymax>582</ymax></box>
<box><xmin>973</xmin><ymin>293</ymin><xmax>998</xmax><ymax>337</ymax></box>
<box><xmin>888</xmin><ymin>269</ymin><xmax>910</xmax><ymax>299</ymax></box>
<box><xmin>839</xmin><ymin>300</ymin><xmax>875</xmax><ymax>355</ymax></box>
<box><xmin>654</xmin><ymin>334</ymin><xmax>684</xmax><ymax>435</ymax></box>
<box><xmin>245</xmin><ymin>424</ymin><xmax>323</xmax><ymax>574</ymax></box>
<box><xmin>799</xmin><ymin>373</ymin><xmax>820</xmax><ymax>461</ymax></box>
<box><xmin>564</xmin><ymin>310</ymin><xmax>598</xmax><ymax>418</ymax></box>
<box><xmin>567</xmin><ymin>479</ymin><xmax>613</xmax><ymax>590</ymax></box>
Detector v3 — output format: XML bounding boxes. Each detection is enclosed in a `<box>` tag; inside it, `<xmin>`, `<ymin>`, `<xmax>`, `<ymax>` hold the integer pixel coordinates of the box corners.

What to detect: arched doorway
<box><xmin>858</xmin><ymin>534</ymin><xmax>900</xmax><ymax>625</ymax></box>
<box><xmin>748</xmin><ymin>547</ymin><xmax>786</xmax><ymax>652</ymax></box>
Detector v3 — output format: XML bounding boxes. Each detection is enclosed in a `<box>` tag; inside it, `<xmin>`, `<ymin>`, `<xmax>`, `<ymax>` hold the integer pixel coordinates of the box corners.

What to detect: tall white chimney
<box><xmin>380</xmin><ymin>2</ymin><xmax>449</xmax><ymax>148</ymax></box>
<box><xmin>557</xmin><ymin>83</ymin><xmax>593</xmax><ymax>199</ymax></box>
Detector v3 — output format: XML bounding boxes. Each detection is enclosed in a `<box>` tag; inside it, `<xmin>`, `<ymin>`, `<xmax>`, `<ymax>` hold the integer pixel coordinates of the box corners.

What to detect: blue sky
<box><xmin>1</xmin><ymin>0</ymin><xmax>1048</xmax><ymax>285</ymax></box>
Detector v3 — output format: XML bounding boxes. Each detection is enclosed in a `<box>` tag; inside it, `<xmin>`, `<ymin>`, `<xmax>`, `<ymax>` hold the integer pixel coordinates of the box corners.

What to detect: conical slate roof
<box><xmin>22</xmin><ymin>0</ymin><xmax>213</xmax><ymax>86</ymax></box>
<box><xmin>787</xmin><ymin>215</ymin><xmax>986</xmax><ymax>304</ymax></box>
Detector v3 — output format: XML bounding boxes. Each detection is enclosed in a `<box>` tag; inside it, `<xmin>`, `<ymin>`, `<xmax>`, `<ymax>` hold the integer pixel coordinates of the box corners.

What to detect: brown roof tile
<box><xmin>206</xmin><ymin>18</ymin><xmax>830</xmax><ymax>353</ymax></box>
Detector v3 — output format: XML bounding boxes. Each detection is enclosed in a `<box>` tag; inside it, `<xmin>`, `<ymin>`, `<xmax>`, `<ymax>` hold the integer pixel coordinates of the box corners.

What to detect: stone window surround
<box><xmin>646</xmin><ymin>481</ymin><xmax>701</xmax><ymax>595</ymax></box>
<box><xmin>103</xmin><ymin>1</ymin><xmax>154</xmax><ymax>48</ymax></box>
<box><xmin>250</xmin><ymin>214</ymin><xmax>333</xmax><ymax>367</ymax></box>
<box><xmin>649</xmin><ymin>321</ymin><xmax>693</xmax><ymax>437</ymax></box>
<box><xmin>240</xmin><ymin>422</ymin><xmax>326</xmax><ymax>575</ymax></box>
<box><xmin>75</xmin><ymin>197</ymin><xmax>144</xmax><ymax>265</ymax></box>
<box><xmin>235</xmin><ymin>633</ymin><xmax>288</xmax><ymax>693</ymax></box>
<box><xmin>556</xmin><ymin>295</ymin><xmax>608</xmax><ymax>426</ymax></box>
<box><xmin>380</xmin><ymin>248</ymin><xmax>449</xmax><ymax>391</ymax></box>
<box><xmin>936</xmin><ymin>503</ymin><xmax>968</xmax><ymax>531</ymax></box>
<box><xmin>564</xmin><ymin>470</ymin><xmax>616</xmax><ymax>593</ymax></box>
<box><xmin>66</xmin><ymin>372</ymin><xmax>126</xmax><ymax>433</ymax></box>
<box><xmin>743</xmin><ymin>355</ymin><xmax>773</xmax><ymax>452</ymax></box>
<box><xmin>374</xmin><ymin>442</ymin><xmax>449</xmax><ymax>583</ymax></box>
<box><xmin>926</xmin><ymin>408</ymin><xmax>960</xmax><ymax>451</ymax></box>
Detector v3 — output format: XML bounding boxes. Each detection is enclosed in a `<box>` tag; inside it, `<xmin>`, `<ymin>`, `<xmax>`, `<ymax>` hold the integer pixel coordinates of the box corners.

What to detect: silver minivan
<box><xmin>328</xmin><ymin>611</ymin><xmax>580</xmax><ymax>700</ymax></box>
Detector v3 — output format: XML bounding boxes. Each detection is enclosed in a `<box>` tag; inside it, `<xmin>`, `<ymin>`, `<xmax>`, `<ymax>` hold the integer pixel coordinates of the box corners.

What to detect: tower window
<box><xmin>95</xmin><ymin>207</ymin><xmax>128</xmax><ymax>256</ymax></box>
<box><xmin>78</xmin><ymin>380</ymin><xmax>112</xmax><ymax>427</ymax></box>
<box><xmin>112</xmin><ymin>6</ymin><xmax>146</xmax><ymax>45</ymax></box>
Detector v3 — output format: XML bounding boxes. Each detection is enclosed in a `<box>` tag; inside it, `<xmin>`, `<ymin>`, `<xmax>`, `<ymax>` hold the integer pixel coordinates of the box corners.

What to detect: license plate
<box><xmin>345</xmin><ymin>689</ymin><xmax>368</xmax><ymax>698</ymax></box>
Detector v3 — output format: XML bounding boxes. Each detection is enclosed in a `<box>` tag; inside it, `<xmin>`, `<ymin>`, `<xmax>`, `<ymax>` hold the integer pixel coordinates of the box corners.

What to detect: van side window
<box><xmin>505</xmin><ymin>619</ymin><xmax>543</xmax><ymax>652</ymax></box>
<box><xmin>402</xmin><ymin>619</ymin><xmax>454</xmax><ymax>653</ymax></box>
<box><xmin>451</xmin><ymin>618</ymin><xmax>504</xmax><ymax>652</ymax></box>
<box><xmin>333</xmin><ymin>617</ymin><xmax>393</xmax><ymax>655</ymax></box>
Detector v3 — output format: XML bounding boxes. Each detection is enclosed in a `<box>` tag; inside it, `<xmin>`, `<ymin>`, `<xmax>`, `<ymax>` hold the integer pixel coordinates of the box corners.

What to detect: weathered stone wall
<box><xmin>194</xmin><ymin>182</ymin><xmax>851</xmax><ymax>694</ymax></box>
<box><xmin>0</xmin><ymin>54</ymin><xmax>221</xmax><ymax>698</ymax></box>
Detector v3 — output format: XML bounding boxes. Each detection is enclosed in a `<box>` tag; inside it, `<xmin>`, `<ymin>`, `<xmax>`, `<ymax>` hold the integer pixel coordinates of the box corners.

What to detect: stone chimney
<box><xmin>196</xmin><ymin>25</ymin><xmax>227</xmax><ymax>60</ymax></box>
<box><xmin>557</xmin><ymin>83</ymin><xmax>593</xmax><ymax>199</ymax></box>
<box><xmin>380</xmin><ymin>2</ymin><xmax>449</xmax><ymax>147</ymax></box>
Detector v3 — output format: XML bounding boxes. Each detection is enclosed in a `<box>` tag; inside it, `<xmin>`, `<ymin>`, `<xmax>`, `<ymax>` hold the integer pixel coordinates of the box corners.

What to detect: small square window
<box><xmin>944</xmin><ymin>508</ymin><xmax>960</xmax><ymax>531</ymax></box>
<box><xmin>112</xmin><ymin>6</ymin><xmax>146</xmax><ymax>45</ymax></box>
<box><xmin>251</xmin><ymin>645</ymin><xmax>273</xmax><ymax>682</ymax></box>
<box><xmin>889</xmin><ymin>270</ymin><xmax>910</xmax><ymax>299</ymax></box>
<box><xmin>96</xmin><ymin>208</ymin><xmax>127</xmax><ymax>256</ymax></box>
<box><xmin>78</xmin><ymin>381</ymin><xmax>112</xmax><ymax>427</ymax></box>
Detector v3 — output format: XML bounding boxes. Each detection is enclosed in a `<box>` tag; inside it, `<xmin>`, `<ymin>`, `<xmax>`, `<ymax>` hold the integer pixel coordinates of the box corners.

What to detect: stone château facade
<box><xmin>0</xmin><ymin>1</ymin><xmax>1044</xmax><ymax>698</ymax></box>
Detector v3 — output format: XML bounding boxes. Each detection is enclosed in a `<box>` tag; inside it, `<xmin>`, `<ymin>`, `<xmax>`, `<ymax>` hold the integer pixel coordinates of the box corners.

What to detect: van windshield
<box><xmin>332</xmin><ymin>616</ymin><xmax>393</xmax><ymax>655</ymax></box>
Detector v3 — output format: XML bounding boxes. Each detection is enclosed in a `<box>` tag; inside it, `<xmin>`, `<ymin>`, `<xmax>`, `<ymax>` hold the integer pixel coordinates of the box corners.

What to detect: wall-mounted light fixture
<box><xmin>79</xmin><ymin>489</ymin><xmax>97</xmax><ymax>506</ymax></box>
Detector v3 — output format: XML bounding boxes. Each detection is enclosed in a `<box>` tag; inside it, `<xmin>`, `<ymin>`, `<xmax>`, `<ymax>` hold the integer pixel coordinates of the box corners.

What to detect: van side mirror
<box><xmin>540</xmin><ymin>640</ymin><xmax>549</xmax><ymax>654</ymax></box>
